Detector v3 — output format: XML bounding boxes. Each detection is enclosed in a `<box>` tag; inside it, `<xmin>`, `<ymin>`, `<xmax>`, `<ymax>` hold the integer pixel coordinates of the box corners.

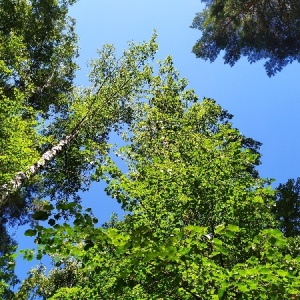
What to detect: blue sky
<box><xmin>15</xmin><ymin>0</ymin><xmax>300</xmax><ymax>283</ymax></box>
<box><xmin>70</xmin><ymin>0</ymin><xmax>300</xmax><ymax>184</ymax></box>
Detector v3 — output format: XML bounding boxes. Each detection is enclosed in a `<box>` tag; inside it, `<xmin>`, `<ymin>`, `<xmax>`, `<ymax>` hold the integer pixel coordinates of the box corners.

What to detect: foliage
<box><xmin>2</xmin><ymin>32</ymin><xmax>158</xmax><ymax>297</ymax></box>
<box><xmin>191</xmin><ymin>0</ymin><xmax>300</xmax><ymax>76</ymax></box>
<box><xmin>16</xmin><ymin>56</ymin><xmax>300</xmax><ymax>299</ymax></box>
<box><xmin>0</xmin><ymin>0</ymin><xmax>78</xmax><ymax>114</ymax></box>
<box><xmin>274</xmin><ymin>177</ymin><xmax>300</xmax><ymax>237</ymax></box>
<box><xmin>18</xmin><ymin>34</ymin><xmax>158</xmax><ymax>207</ymax></box>
<box><xmin>0</xmin><ymin>228</ymin><xmax>18</xmax><ymax>299</ymax></box>
<box><xmin>0</xmin><ymin>0</ymin><xmax>78</xmax><ymax>293</ymax></box>
<box><xmin>13</xmin><ymin>261</ymin><xmax>80</xmax><ymax>300</ymax></box>
<box><xmin>2</xmin><ymin>1</ymin><xmax>300</xmax><ymax>298</ymax></box>
<box><xmin>0</xmin><ymin>0</ymin><xmax>158</xmax><ymax>295</ymax></box>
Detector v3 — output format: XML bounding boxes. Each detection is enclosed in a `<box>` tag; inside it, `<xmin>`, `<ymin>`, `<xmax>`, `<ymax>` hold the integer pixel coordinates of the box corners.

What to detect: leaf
<box><xmin>209</xmin><ymin>251</ymin><xmax>220</xmax><ymax>257</ymax></box>
<box><xmin>213</xmin><ymin>238</ymin><xmax>223</xmax><ymax>246</ymax></box>
<box><xmin>21</xmin><ymin>249</ymin><xmax>35</xmax><ymax>262</ymax></box>
<box><xmin>225</xmin><ymin>231</ymin><xmax>235</xmax><ymax>238</ymax></box>
<box><xmin>218</xmin><ymin>284</ymin><xmax>227</xmax><ymax>298</ymax></box>
<box><xmin>48</xmin><ymin>219</ymin><xmax>56</xmax><ymax>226</ymax></box>
<box><xmin>24</xmin><ymin>229</ymin><xmax>37</xmax><ymax>237</ymax></box>
<box><xmin>84</xmin><ymin>240</ymin><xmax>94</xmax><ymax>251</ymax></box>
<box><xmin>227</xmin><ymin>224</ymin><xmax>240</xmax><ymax>232</ymax></box>
<box><xmin>73</xmin><ymin>218</ymin><xmax>82</xmax><ymax>226</ymax></box>
<box><xmin>32</xmin><ymin>211</ymin><xmax>49</xmax><ymax>221</ymax></box>
<box><xmin>220</xmin><ymin>247</ymin><xmax>229</xmax><ymax>255</ymax></box>
<box><xmin>236</xmin><ymin>283</ymin><xmax>249</xmax><ymax>293</ymax></box>
<box><xmin>54</xmin><ymin>213</ymin><xmax>61</xmax><ymax>220</ymax></box>
<box><xmin>42</xmin><ymin>204</ymin><xmax>54</xmax><ymax>211</ymax></box>
<box><xmin>36</xmin><ymin>251</ymin><xmax>43</xmax><ymax>260</ymax></box>
<box><xmin>215</xmin><ymin>223</ymin><xmax>225</xmax><ymax>234</ymax></box>
<box><xmin>66</xmin><ymin>202</ymin><xmax>78</xmax><ymax>209</ymax></box>
<box><xmin>277</xmin><ymin>269</ymin><xmax>288</xmax><ymax>277</ymax></box>
<box><xmin>260</xmin><ymin>267</ymin><xmax>272</xmax><ymax>275</ymax></box>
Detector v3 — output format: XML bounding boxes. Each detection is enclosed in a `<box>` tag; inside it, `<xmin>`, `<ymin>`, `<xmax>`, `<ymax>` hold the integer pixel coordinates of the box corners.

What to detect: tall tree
<box><xmin>191</xmin><ymin>0</ymin><xmax>300</xmax><ymax>76</ymax></box>
<box><xmin>17</xmin><ymin>56</ymin><xmax>300</xmax><ymax>299</ymax></box>
<box><xmin>0</xmin><ymin>0</ymin><xmax>78</xmax><ymax>293</ymax></box>
<box><xmin>0</xmin><ymin>0</ymin><xmax>158</xmax><ymax>294</ymax></box>
<box><xmin>1</xmin><ymin>33</ymin><xmax>158</xmax><ymax>297</ymax></box>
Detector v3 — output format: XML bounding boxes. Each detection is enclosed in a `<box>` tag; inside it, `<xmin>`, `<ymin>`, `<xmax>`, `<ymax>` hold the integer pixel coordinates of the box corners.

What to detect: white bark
<box><xmin>0</xmin><ymin>118</ymin><xmax>85</xmax><ymax>205</ymax></box>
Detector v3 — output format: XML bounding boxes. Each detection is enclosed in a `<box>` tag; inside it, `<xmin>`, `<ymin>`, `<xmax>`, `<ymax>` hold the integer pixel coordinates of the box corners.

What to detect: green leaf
<box><xmin>42</xmin><ymin>204</ymin><xmax>54</xmax><ymax>211</ymax></box>
<box><xmin>48</xmin><ymin>219</ymin><xmax>56</xmax><ymax>226</ymax></box>
<box><xmin>225</xmin><ymin>231</ymin><xmax>235</xmax><ymax>238</ymax></box>
<box><xmin>227</xmin><ymin>224</ymin><xmax>240</xmax><ymax>232</ymax></box>
<box><xmin>260</xmin><ymin>267</ymin><xmax>272</xmax><ymax>275</ymax></box>
<box><xmin>209</xmin><ymin>251</ymin><xmax>220</xmax><ymax>257</ymax></box>
<box><xmin>213</xmin><ymin>238</ymin><xmax>223</xmax><ymax>246</ymax></box>
<box><xmin>84</xmin><ymin>240</ymin><xmax>94</xmax><ymax>251</ymax></box>
<box><xmin>236</xmin><ymin>283</ymin><xmax>249</xmax><ymax>293</ymax></box>
<box><xmin>215</xmin><ymin>223</ymin><xmax>225</xmax><ymax>234</ymax></box>
<box><xmin>24</xmin><ymin>229</ymin><xmax>37</xmax><ymax>237</ymax></box>
<box><xmin>32</xmin><ymin>211</ymin><xmax>49</xmax><ymax>221</ymax></box>
<box><xmin>218</xmin><ymin>284</ymin><xmax>227</xmax><ymax>298</ymax></box>
<box><xmin>277</xmin><ymin>269</ymin><xmax>288</xmax><ymax>277</ymax></box>
<box><xmin>36</xmin><ymin>251</ymin><xmax>43</xmax><ymax>260</ymax></box>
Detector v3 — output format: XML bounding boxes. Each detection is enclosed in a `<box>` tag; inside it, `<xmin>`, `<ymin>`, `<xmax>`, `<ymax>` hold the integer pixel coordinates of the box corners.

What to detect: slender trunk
<box><xmin>0</xmin><ymin>116</ymin><xmax>87</xmax><ymax>205</ymax></box>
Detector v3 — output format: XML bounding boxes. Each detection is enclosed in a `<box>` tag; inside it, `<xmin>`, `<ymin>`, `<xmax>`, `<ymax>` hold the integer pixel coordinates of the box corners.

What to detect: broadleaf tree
<box><xmin>0</xmin><ymin>34</ymin><xmax>159</xmax><ymax>295</ymax></box>
<box><xmin>191</xmin><ymin>0</ymin><xmax>300</xmax><ymax>76</ymax></box>
<box><xmin>0</xmin><ymin>0</ymin><xmax>158</xmax><ymax>295</ymax></box>
<box><xmin>0</xmin><ymin>0</ymin><xmax>78</xmax><ymax>294</ymax></box>
<box><xmin>15</xmin><ymin>56</ymin><xmax>300</xmax><ymax>299</ymax></box>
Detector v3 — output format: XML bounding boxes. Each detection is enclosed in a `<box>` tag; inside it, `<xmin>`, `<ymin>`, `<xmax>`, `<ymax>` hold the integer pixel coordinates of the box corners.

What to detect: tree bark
<box><xmin>0</xmin><ymin>116</ymin><xmax>86</xmax><ymax>205</ymax></box>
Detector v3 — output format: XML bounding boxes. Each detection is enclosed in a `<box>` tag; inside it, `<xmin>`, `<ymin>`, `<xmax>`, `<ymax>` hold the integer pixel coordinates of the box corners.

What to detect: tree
<box><xmin>0</xmin><ymin>0</ymin><xmax>158</xmax><ymax>295</ymax></box>
<box><xmin>19</xmin><ymin>56</ymin><xmax>300</xmax><ymax>299</ymax></box>
<box><xmin>3</xmin><ymin>2</ymin><xmax>300</xmax><ymax>298</ymax></box>
<box><xmin>0</xmin><ymin>0</ymin><xmax>78</xmax><ymax>294</ymax></box>
<box><xmin>1</xmin><ymin>30</ymin><xmax>160</xmax><ymax>295</ymax></box>
<box><xmin>191</xmin><ymin>0</ymin><xmax>300</xmax><ymax>76</ymax></box>
<box><xmin>0</xmin><ymin>32</ymin><xmax>158</xmax><ymax>294</ymax></box>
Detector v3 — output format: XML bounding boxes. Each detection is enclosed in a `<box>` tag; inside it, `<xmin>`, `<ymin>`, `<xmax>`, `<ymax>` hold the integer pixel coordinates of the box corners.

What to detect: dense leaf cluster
<box><xmin>274</xmin><ymin>177</ymin><xmax>300</xmax><ymax>237</ymax></box>
<box><xmin>191</xmin><ymin>0</ymin><xmax>300</xmax><ymax>76</ymax></box>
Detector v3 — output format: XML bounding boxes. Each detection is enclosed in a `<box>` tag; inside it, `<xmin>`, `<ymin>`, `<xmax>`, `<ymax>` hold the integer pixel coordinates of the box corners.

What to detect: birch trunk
<box><xmin>0</xmin><ymin>117</ymin><xmax>86</xmax><ymax>205</ymax></box>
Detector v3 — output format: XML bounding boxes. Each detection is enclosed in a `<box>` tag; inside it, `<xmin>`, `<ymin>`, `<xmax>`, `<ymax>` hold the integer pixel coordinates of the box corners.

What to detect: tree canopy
<box><xmin>0</xmin><ymin>0</ymin><xmax>157</xmax><ymax>295</ymax></box>
<box><xmin>274</xmin><ymin>178</ymin><xmax>300</xmax><ymax>237</ymax></box>
<box><xmin>13</xmin><ymin>56</ymin><xmax>300</xmax><ymax>299</ymax></box>
<box><xmin>191</xmin><ymin>0</ymin><xmax>300</xmax><ymax>76</ymax></box>
<box><xmin>0</xmin><ymin>0</ymin><xmax>78</xmax><ymax>294</ymax></box>
<box><xmin>1</xmin><ymin>1</ymin><xmax>300</xmax><ymax>299</ymax></box>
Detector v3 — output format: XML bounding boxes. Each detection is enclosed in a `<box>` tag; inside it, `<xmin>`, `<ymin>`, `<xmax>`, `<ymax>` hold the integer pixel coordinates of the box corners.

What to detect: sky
<box><xmin>69</xmin><ymin>0</ymin><xmax>300</xmax><ymax>184</ymax></box>
<box><xmin>15</xmin><ymin>0</ymin><xmax>300</xmax><ymax>284</ymax></box>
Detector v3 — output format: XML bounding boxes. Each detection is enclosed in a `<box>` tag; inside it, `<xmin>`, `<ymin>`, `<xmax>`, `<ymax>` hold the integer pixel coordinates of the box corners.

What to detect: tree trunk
<box><xmin>0</xmin><ymin>117</ymin><xmax>86</xmax><ymax>205</ymax></box>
